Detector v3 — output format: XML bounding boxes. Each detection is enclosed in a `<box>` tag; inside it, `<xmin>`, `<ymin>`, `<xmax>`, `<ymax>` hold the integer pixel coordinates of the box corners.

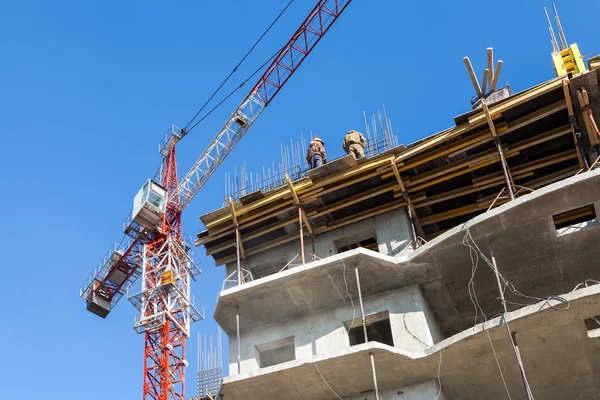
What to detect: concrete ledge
<box><xmin>221</xmin><ymin>285</ymin><xmax>600</xmax><ymax>399</ymax></box>
<box><xmin>216</xmin><ymin>169</ymin><xmax>600</xmax><ymax>336</ymax></box>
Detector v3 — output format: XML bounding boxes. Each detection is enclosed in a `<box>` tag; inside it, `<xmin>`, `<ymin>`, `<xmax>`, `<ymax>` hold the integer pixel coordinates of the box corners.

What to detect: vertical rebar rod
<box><xmin>355</xmin><ymin>268</ymin><xmax>380</xmax><ymax>400</ymax></box>
<box><xmin>236</xmin><ymin>312</ymin><xmax>241</xmax><ymax>375</ymax></box>
<box><xmin>196</xmin><ymin>332</ymin><xmax>200</xmax><ymax>373</ymax></box>
<box><xmin>553</xmin><ymin>4</ymin><xmax>568</xmax><ymax>50</ymax></box>
<box><xmin>544</xmin><ymin>7</ymin><xmax>559</xmax><ymax>53</ymax></box>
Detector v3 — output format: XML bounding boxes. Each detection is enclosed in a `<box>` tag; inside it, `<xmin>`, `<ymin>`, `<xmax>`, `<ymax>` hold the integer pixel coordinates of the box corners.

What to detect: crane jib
<box><xmin>176</xmin><ymin>0</ymin><xmax>353</xmax><ymax>210</ymax></box>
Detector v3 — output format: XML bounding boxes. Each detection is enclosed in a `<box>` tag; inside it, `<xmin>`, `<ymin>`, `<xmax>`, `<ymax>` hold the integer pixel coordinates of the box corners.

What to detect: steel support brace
<box><xmin>390</xmin><ymin>159</ymin><xmax>424</xmax><ymax>247</ymax></box>
<box><xmin>228</xmin><ymin>199</ymin><xmax>245</xmax><ymax>284</ymax></box>
<box><xmin>489</xmin><ymin>243</ymin><xmax>534</xmax><ymax>400</ymax></box>
<box><xmin>481</xmin><ymin>99</ymin><xmax>516</xmax><ymax>200</ymax></box>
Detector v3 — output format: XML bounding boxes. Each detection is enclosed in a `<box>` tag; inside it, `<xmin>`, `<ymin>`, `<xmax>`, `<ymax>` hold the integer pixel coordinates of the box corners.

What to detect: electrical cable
<box><xmin>184</xmin><ymin>0</ymin><xmax>295</xmax><ymax>131</ymax></box>
<box><xmin>185</xmin><ymin>40</ymin><xmax>287</xmax><ymax>134</ymax></box>
<box><xmin>314</xmin><ymin>362</ymin><xmax>344</xmax><ymax>400</ymax></box>
<box><xmin>340</xmin><ymin>258</ymin><xmax>357</xmax><ymax>333</ymax></box>
<box><xmin>484</xmin><ymin>327</ymin><xmax>513</xmax><ymax>399</ymax></box>
<box><xmin>434</xmin><ymin>350</ymin><xmax>443</xmax><ymax>400</ymax></box>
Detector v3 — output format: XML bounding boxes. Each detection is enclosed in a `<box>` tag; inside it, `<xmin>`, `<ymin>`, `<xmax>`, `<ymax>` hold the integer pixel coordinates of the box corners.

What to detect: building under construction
<box><xmin>194</xmin><ymin>10</ymin><xmax>600</xmax><ymax>400</ymax></box>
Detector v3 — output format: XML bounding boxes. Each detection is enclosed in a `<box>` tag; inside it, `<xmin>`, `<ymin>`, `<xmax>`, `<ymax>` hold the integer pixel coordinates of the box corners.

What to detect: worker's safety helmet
<box><xmin>314</xmin><ymin>138</ymin><xmax>324</xmax><ymax>144</ymax></box>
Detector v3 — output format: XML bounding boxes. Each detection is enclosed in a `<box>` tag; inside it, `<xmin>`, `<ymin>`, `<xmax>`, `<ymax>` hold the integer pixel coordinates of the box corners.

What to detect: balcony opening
<box><xmin>255</xmin><ymin>336</ymin><xmax>295</xmax><ymax>368</ymax></box>
<box><xmin>553</xmin><ymin>204</ymin><xmax>598</xmax><ymax>235</ymax></box>
<box><xmin>335</xmin><ymin>229</ymin><xmax>379</xmax><ymax>254</ymax></box>
<box><xmin>345</xmin><ymin>311</ymin><xmax>394</xmax><ymax>347</ymax></box>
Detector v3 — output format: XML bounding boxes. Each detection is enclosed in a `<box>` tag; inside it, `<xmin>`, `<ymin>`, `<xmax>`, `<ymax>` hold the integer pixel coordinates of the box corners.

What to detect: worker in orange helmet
<box><xmin>306</xmin><ymin>137</ymin><xmax>326</xmax><ymax>169</ymax></box>
<box><xmin>343</xmin><ymin>129</ymin><xmax>366</xmax><ymax>159</ymax></box>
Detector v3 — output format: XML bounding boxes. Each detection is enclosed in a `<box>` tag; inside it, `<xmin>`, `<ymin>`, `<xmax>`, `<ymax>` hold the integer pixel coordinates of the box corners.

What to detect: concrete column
<box><xmin>375</xmin><ymin>208</ymin><xmax>412</xmax><ymax>256</ymax></box>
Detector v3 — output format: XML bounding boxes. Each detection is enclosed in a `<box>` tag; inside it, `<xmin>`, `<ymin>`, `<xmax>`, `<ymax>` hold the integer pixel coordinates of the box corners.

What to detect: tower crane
<box><xmin>79</xmin><ymin>1</ymin><xmax>353</xmax><ymax>399</ymax></box>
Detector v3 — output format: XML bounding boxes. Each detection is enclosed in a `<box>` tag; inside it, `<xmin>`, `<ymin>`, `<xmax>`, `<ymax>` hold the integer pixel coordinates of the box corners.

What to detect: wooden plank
<box><xmin>420</xmin><ymin>200</ymin><xmax>509</xmax><ymax>226</ymax></box>
<box><xmin>228</xmin><ymin>199</ymin><xmax>245</xmax><ymax>259</ymax></box>
<box><xmin>468</xmin><ymin>77</ymin><xmax>563</xmax><ymax>125</ymax></box>
<box><xmin>296</xmin><ymin>156</ymin><xmax>396</xmax><ymax>196</ymax></box>
<box><xmin>448</xmin><ymin>100</ymin><xmax>566</xmax><ymax>158</ymax></box>
<box><xmin>413</xmin><ymin>179</ymin><xmax>506</xmax><ymax>209</ymax></box>
<box><xmin>481</xmin><ymin>69</ymin><xmax>489</xmax><ymax>94</ymax></box>
<box><xmin>390</xmin><ymin>159</ymin><xmax>425</xmax><ymax>239</ymax></box>
<box><xmin>526</xmin><ymin>165</ymin><xmax>580</xmax><ymax>188</ymax></box>
<box><xmin>490</xmin><ymin>60</ymin><xmax>503</xmax><ymax>92</ymax></box>
<box><xmin>215</xmin><ymin>231</ymin><xmax>302</xmax><ymax>266</ymax></box>
<box><xmin>316</xmin><ymin>201</ymin><xmax>405</xmax><ymax>233</ymax></box>
<box><xmin>198</xmin><ymin>201</ymin><xmax>296</xmax><ymax>245</ymax></box>
<box><xmin>464</xmin><ymin>56</ymin><xmax>482</xmax><ymax>96</ymax></box>
<box><xmin>286</xmin><ymin>174</ymin><xmax>313</xmax><ymax>235</ymax></box>
<box><xmin>312</xmin><ymin>182</ymin><xmax>397</xmax><ymax>218</ymax></box>
<box><xmin>205</xmin><ymin>211</ymin><xmax>317</xmax><ymax>256</ymax></box>
<box><xmin>206</xmin><ymin>179</ymin><xmax>312</xmax><ymax>228</ymax></box>
<box><xmin>398</xmin><ymin>126</ymin><xmax>506</xmax><ymax>171</ymax></box>
<box><xmin>508</xmin><ymin>125</ymin><xmax>571</xmax><ymax>152</ymax></box>
<box><xmin>472</xmin><ymin>149</ymin><xmax>577</xmax><ymax>187</ymax></box>
<box><xmin>407</xmin><ymin>155</ymin><xmax>516</xmax><ymax>192</ymax></box>
<box><xmin>487</xmin><ymin>48</ymin><xmax>494</xmax><ymax>88</ymax></box>
<box><xmin>300</xmin><ymin>169</ymin><xmax>386</xmax><ymax>202</ymax></box>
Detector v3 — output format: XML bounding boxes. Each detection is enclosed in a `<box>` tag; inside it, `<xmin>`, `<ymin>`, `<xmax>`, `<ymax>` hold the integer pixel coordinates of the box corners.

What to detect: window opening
<box><xmin>345</xmin><ymin>311</ymin><xmax>394</xmax><ymax>347</ymax></box>
<box><xmin>553</xmin><ymin>204</ymin><xmax>598</xmax><ymax>235</ymax></box>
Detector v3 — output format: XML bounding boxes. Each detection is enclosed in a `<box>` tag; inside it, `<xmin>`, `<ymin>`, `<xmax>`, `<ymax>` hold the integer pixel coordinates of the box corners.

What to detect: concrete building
<box><xmin>195</xmin><ymin>62</ymin><xmax>600</xmax><ymax>399</ymax></box>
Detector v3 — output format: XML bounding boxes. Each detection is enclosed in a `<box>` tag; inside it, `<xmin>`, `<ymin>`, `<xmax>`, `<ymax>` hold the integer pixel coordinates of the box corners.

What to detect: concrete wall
<box><xmin>345</xmin><ymin>380</ymin><xmax>446</xmax><ymax>400</ymax></box>
<box><xmin>228</xmin><ymin>284</ymin><xmax>442</xmax><ymax>377</ymax></box>
<box><xmin>224</xmin><ymin>208</ymin><xmax>412</xmax><ymax>284</ymax></box>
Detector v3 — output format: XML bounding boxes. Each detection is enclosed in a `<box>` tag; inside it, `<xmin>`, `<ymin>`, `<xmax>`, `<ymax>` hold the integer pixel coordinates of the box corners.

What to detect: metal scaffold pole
<box><xmin>355</xmin><ymin>268</ymin><xmax>380</xmax><ymax>400</ymax></box>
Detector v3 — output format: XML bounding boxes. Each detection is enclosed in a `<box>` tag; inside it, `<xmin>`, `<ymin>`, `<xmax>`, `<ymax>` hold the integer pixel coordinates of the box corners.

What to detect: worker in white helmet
<box><xmin>306</xmin><ymin>137</ymin><xmax>326</xmax><ymax>169</ymax></box>
<box><xmin>343</xmin><ymin>130</ymin><xmax>366</xmax><ymax>159</ymax></box>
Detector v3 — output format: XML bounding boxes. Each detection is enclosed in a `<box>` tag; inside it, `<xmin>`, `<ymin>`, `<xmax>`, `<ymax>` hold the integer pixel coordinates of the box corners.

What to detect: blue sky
<box><xmin>1</xmin><ymin>0</ymin><xmax>597</xmax><ymax>398</ymax></box>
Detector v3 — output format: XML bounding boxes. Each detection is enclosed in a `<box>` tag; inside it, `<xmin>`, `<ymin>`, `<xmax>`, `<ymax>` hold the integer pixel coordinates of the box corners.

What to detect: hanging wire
<box><xmin>184</xmin><ymin>0</ymin><xmax>296</xmax><ymax>131</ymax></box>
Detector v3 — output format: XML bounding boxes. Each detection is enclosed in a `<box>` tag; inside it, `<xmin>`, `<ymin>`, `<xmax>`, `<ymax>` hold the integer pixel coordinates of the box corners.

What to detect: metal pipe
<box><xmin>488</xmin><ymin>243</ymin><xmax>508</xmax><ymax>314</ymax></box>
<box><xmin>235</xmin><ymin>225</ymin><xmax>242</xmax><ymax>285</ymax></box>
<box><xmin>369</xmin><ymin>352</ymin><xmax>381</xmax><ymax>400</ymax></box>
<box><xmin>490</xmin><ymin>243</ymin><xmax>534</xmax><ymax>399</ymax></box>
<box><xmin>236</xmin><ymin>313</ymin><xmax>241</xmax><ymax>375</ymax></box>
<box><xmin>504</xmin><ymin>320</ymin><xmax>535</xmax><ymax>400</ymax></box>
<box><xmin>355</xmin><ymin>268</ymin><xmax>369</xmax><ymax>342</ymax></box>
<box><xmin>355</xmin><ymin>268</ymin><xmax>380</xmax><ymax>400</ymax></box>
<box><xmin>299</xmin><ymin>207</ymin><xmax>306</xmax><ymax>265</ymax></box>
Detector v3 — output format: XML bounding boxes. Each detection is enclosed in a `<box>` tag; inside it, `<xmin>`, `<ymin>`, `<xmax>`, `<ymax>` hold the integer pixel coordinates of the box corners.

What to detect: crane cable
<box><xmin>185</xmin><ymin>39</ymin><xmax>289</xmax><ymax>134</ymax></box>
<box><xmin>184</xmin><ymin>0</ymin><xmax>296</xmax><ymax>132</ymax></box>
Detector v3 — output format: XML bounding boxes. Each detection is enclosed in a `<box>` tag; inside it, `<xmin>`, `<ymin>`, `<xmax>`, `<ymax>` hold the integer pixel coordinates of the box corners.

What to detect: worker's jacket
<box><xmin>306</xmin><ymin>140</ymin><xmax>326</xmax><ymax>163</ymax></box>
<box><xmin>343</xmin><ymin>131</ymin><xmax>366</xmax><ymax>152</ymax></box>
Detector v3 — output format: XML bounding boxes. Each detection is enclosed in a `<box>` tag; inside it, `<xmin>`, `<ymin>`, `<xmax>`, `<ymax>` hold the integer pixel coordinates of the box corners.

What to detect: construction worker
<box><xmin>343</xmin><ymin>130</ymin><xmax>366</xmax><ymax>159</ymax></box>
<box><xmin>306</xmin><ymin>137</ymin><xmax>326</xmax><ymax>169</ymax></box>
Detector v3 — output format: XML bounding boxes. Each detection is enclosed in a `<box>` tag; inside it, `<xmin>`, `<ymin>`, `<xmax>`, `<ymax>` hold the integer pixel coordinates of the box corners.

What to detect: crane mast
<box><xmin>79</xmin><ymin>1</ymin><xmax>353</xmax><ymax>399</ymax></box>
